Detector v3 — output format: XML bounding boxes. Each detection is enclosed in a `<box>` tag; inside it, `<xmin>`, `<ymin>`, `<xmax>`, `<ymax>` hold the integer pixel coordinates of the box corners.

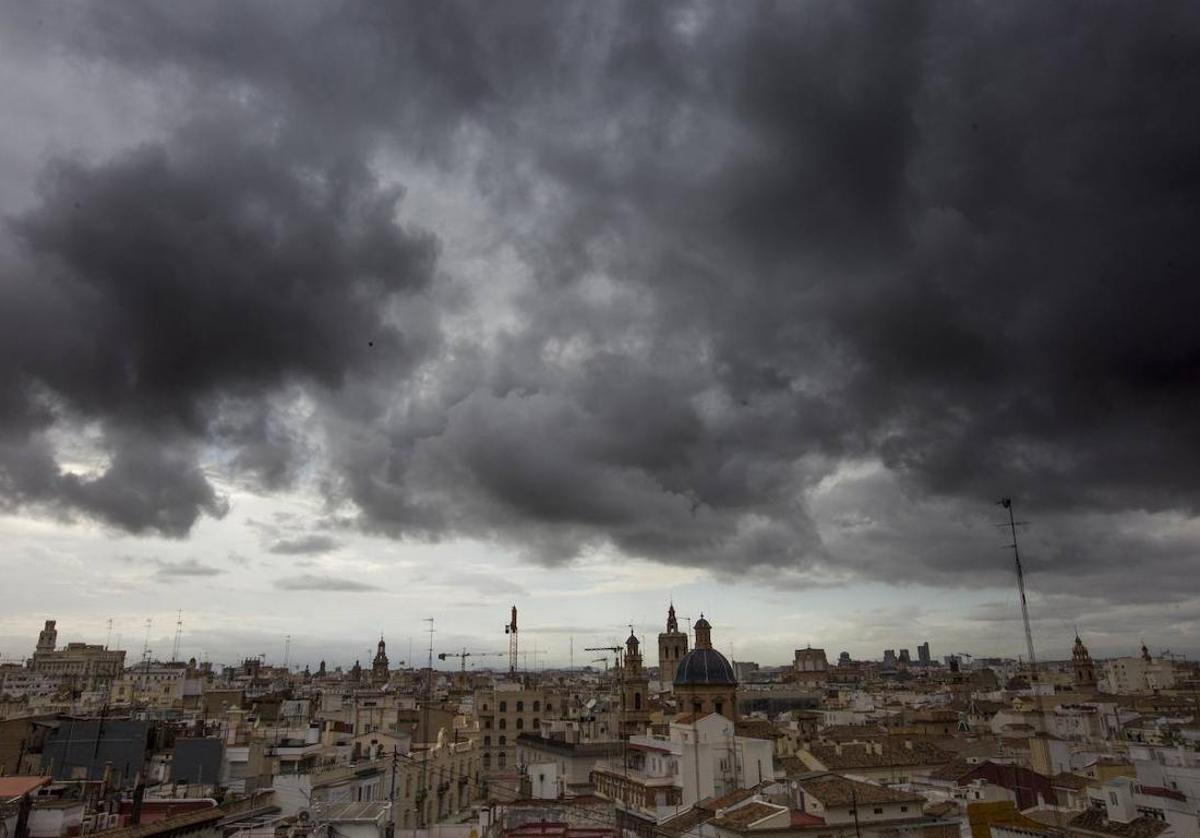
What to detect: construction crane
<box><xmin>585</xmin><ymin>645</ymin><xmax>623</xmax><ymax>670</ymax></box>
<box><xmin>437</xmin><ymin>649</ymin><xmax>507</xmax><ymax>682</ymax></box>
<box><xmin>505</xmin><ymin>605</ymin><xmax>519</xmax><ymax>674</ymax></box>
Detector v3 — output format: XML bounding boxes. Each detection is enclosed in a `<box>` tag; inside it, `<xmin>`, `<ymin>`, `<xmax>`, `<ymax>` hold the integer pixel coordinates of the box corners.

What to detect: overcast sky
<box><xmin>1</xmin><ymin>1</ymin><xmax>1199</xmax><ymax>670</ymax></box>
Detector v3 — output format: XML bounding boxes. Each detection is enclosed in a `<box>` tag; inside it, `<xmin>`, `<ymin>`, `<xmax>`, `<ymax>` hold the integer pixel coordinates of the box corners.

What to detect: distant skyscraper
<box><xmin>883</xmin><ymin>649</ymin><xmax>897</xmax><ymax>666</ymax></box>
<box><xmin>917</xmin><ymin>642</ymin><xmax>931</xmax><ymax>666</ymax></box>
<box><xmin>898</xmin><ymin>648</ymin><xmax>911</xmax><ymax>665</ymax></box>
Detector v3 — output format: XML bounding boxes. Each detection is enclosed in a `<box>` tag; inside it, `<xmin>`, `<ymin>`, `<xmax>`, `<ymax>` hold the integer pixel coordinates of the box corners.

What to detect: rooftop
<box><xmin>798</xmin><ymin>776</ymin><xmax>925</xmax><ymax>808</ymax></box>
<box><xmin>1068</xmin><ymin>809</ymin><xmax>1169</xmax><ymax>838</ymax></box>
<box><xmin>710</xmin><ymin>802</ymin><xmax>788</xmax><ymax>830</ymax></box>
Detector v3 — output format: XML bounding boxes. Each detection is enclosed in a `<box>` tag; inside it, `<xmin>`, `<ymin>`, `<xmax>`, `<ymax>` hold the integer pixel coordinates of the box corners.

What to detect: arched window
<box><xmin>532</xmin><ymin>719</ymin><xmax>540</xmax><ymax>729</ymax></box>
<box><xmin>546</xmin><ymin>703</ymin><xmax>552</xmax><ymax>712</ymax></box>
<box><xmin>715</xmin><ymin>701</ymin><xmax>723</xmax><ymax>716</ymax></box>
<box><xmin>634</xmin><ymin>692</ymin><xmax>642</xmax><ymax>710</ymax></box>
<box><xmin>484</xmin><ymin>736</ymin><xmax>491</xmax><ymax>746</ymax></box>
<box><xmin>483</xmin><ymin>753</ymin><xmax>491</xmax><ymax>769</ymax></box>
<box><xmin>499</xmin><ymin>735</ymin><xmax>506</xmax><ymax>746</ymax></box>
<box><xmin>533</xmin><ymin>700</ymin><xmax>540</xmax><ymax>712</ymax></box>
<box><xmin>484</xmin><ymin>719</ymin><xmax>492</xmax><ymax>729</ymax></box>
<box><xmin>499</xmin><ymin>718</ymin><xmax>506</xmax><ymax>730</ymax></box>
<box><xmin>499</xmin><ymin>701</ymin><xmax>507</xmax><ymax>712</ymax></box>
<box><xmin>516</xmin><ymin>700</ymin><xmax>524</xmax><ymax>712</ymax></box>
<box><xmin>516</xmin><ymin>718</ymin><xmax>524</xmax><ymax>730</ymax></box>
<box><xmin>499</xmin><ymin>752</ymin><xmax>507</xmax><ymax>768</ymax></box>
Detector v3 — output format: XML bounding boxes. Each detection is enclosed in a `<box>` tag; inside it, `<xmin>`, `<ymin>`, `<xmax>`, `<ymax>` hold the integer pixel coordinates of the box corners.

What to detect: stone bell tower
<box><xmin>657</xmin><ymin>603</ymin><xmax>688</xmax><ymax>688</ymax></box>
<box><xmin>620</xmin><ymin>630</ymin><xmax>651</xmax><ymax>737</ymax></box>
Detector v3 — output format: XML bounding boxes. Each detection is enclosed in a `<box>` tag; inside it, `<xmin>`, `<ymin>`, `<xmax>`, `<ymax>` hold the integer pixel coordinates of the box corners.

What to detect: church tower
<box><xmin>657</xmin><ymin>603</ymin><xmax>689</xmax><ymax>688</ymax></box>
<box><xmin>371</xmin><ymin>636</ymin><xmax>390</xmax><ymax>685</ymax></box>
<box><xmin>620</xmin><ymin>630</ymin><xmax>651</xmax><ymax>737</ymax></box>
<box><xmin>1072</xmin><ymin>632</ymin><xmax>1097</xmax><ymax>689</ymax></box>
<box><xmin>673</xmin><ymin>614</ymin><xmax>739</xmax><ymax>721</ymax></box>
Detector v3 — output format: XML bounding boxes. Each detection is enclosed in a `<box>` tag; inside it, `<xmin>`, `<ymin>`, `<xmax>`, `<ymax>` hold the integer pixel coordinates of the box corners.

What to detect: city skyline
<box><xmin>2</xmin><ymin>3</ymin><xmax>1199</xmax><ymax>664</ymax></box>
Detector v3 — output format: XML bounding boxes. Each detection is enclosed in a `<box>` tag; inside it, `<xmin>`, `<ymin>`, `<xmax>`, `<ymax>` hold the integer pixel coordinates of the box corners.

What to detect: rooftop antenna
<box><xmin>171</xmin><ymin>610</ymin><xmax>183</xmax><ymax>663</ymax></box>
<box><xmin>105</xmin><ymin>618</ymin><xmax>113</xmax><ymax>651</ymax></box>
<box><xmin>1000</xmin><ymin>498</ymin><xmax>1038</xmax><ymax>682</ymax></box>
<box><xmin>283</xmin><ymin>635</ymin><xmax>292</xmax><ymax>671</ymax></box>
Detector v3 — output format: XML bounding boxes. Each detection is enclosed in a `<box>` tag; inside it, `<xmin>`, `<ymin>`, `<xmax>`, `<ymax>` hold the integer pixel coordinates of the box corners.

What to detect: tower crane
<box><xmin>438</xmin><ymin>648</ymin><xmax>506</xmax><ymax>689</ymax></box>
<box><xmin>437</xmin><ymin>649</ymin><xmax>507</xmax><ymax>674</ymax></box>
<box><xmin>585</xmin><ymin>645</ymin><xmax>623</xmax><ymax>670</ymax></box>
<box><xmin>505</xmin><ymin>606</ymin><xmax>519</xmax><ymax>674</ymax></box>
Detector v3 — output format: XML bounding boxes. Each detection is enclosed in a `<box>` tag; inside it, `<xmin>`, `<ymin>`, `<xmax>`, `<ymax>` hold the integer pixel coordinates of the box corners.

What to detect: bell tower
<box><xmin>1072</xmin><ymin>632</ymin><xmax>1097</xmax><ymax>689</ymax></box>
<box><xmin>657</xmin><ymin>603</ymin><xmax>688</xmax><ymax>688</ymax></box>
<box><xmin>620</xmin><ymin>629</ymin><xmax>650</xmax><ymax>737</ymax></box>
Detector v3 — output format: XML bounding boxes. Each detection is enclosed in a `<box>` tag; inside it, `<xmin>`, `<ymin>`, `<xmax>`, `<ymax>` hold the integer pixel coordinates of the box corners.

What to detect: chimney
<box><xmin>129</xmin><ymin>773</ymin><xmax>146</xmax><ymax>825</ymax></box>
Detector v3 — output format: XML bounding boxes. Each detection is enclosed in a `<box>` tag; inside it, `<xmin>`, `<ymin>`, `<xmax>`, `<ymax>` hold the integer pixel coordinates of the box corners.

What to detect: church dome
<box><xmin>674</xmin><ymin>647</ymin><xmax>736</xmax><ymax>686</ymax></box>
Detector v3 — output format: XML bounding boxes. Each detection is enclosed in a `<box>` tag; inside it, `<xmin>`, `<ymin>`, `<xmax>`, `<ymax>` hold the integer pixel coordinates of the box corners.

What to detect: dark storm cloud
<box><xmin>0</xmin><ymin>109</ymin><xmax>437</xmax><ymax>534</ymax></box>
<box><xmin>2</xmin><ymin>1</ymin><xmax>1199</xmax><ymax>603</ymax></box>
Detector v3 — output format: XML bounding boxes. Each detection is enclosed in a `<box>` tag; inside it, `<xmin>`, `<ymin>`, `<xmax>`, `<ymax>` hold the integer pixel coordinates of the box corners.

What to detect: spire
<box><xmin>666</xmin><ymin>602</ymin><xmax>678</xmax><ymax>634</ymax></box>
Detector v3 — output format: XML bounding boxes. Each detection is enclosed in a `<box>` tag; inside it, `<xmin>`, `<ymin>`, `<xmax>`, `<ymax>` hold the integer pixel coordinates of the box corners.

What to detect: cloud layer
<box><xmin>1</xmin><ymin>1</ymin><xmax>1198</xmax><ymax>608</ymax></box>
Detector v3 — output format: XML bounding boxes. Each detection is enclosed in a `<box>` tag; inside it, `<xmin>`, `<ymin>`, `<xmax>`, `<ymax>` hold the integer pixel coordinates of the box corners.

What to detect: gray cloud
<box><xmin>0</xmin><ymin>1</ymin><xmax>1198</xmax><ymax>608</ymax></box>
<box><xmin>268</xmin><ymin>535</ymin><xmax>341</xmax><ymax>556</ymax></box>
<box><xmin>153</xmin><ymin>558</ymin><xmax>226</xmax><ymax>579</ymax></box>
<box><xmin>274</xmin><ymin>575</ymin><xmax>382</xmax><ymax>592</ymax></box>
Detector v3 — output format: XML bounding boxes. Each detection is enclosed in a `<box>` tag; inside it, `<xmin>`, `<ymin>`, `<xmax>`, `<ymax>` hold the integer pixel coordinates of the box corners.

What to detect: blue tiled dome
<box><xmin>673</xmin><ymin>647</ymin><xmax>736</xmax><ymax>686</ymax></box>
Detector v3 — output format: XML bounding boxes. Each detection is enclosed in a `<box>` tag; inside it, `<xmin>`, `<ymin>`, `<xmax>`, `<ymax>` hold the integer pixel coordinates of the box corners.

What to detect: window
<box><xmin>484</xmin><ymin>719</ymin><xmax>492</xmax><ymax>729</ymax></box>
<box><xmin>484</xmin><ymin>736</ymin><xmax>491</xmax><ymax>746</ymax></box>
<box><xmin>532</xmin><ymin>718</ymin><xmax>540</xmax><ymax>729</ymax></box>
<box><xmin>499</xmin><ymin>752</ymin><xmax>507</xmax><ymax>768</ymax></box>
<box><xmin>516</xmin><ymin>718</ymin><xmax>524</xmax><ymax>730</ymax></box>
<box><xmin>499</xmin><ymin>718</ymin><xmax>506</xmax><ymax>730</ymax></box>
<box><xmin>483</xmin><ymin>753</ymin><xmax>491</xmax><ymax>769</ymax></box>
<box><xmin>499</xmin><ymin>736</ymin><xmax>506</xmax><ymax>746</ymax></box>
<box><xmin>517</xmin><ymin>701</ymin><xmax>524</xmax><ymax>711</ymax></box>
<box><xmin>635</xmin><ymin>692</ymin><xmax>642</xmax><ymax>710</ymax></box>
<box><xmin>499</xmin><ymin>701</ymin><xmax>507</xmax><ymax>712</ymax></box>
<box><xmin>873</xmin><ymin>808</ymin><xmax>883</xmax><ymax>815</ymax></box>
<box><xmin>533</xmin><ymin>701</ymin><xmax>541</xmax><ymax>712</ymax></box>
<box><xmin>900</xmin><ymin>806</ymin><xmax>908</xmax><ymax>813</ymax></box>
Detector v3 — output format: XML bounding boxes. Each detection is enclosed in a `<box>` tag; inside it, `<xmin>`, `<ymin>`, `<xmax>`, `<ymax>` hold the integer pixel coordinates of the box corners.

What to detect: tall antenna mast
<box><xmin>105</xmin><ymin>618</ymin><xmax>113</xmax><ymax>651</ymax></box>
<box><xmin>283</xmin><ymin>634</ymin><xmax>292</xmax><ymax>671</ymax></box>
<box><xmin>418</xmin><ymin>617</ymin><xmax>435</xmax><ymax>828</ymax></box>
<box><xmin>172</xmin><ymin>610</ymin><xmax>183</xmax><ymax>662</ymax></box>
<box><xmin>141</xmin><ymin>618</ymin><xmax>153</xmax><ymax>678</ymax></box>
<box><xmin>1000</xmin><ymin>498</ymin><xmax>1038</xmax><ymax>682</ymax></box>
